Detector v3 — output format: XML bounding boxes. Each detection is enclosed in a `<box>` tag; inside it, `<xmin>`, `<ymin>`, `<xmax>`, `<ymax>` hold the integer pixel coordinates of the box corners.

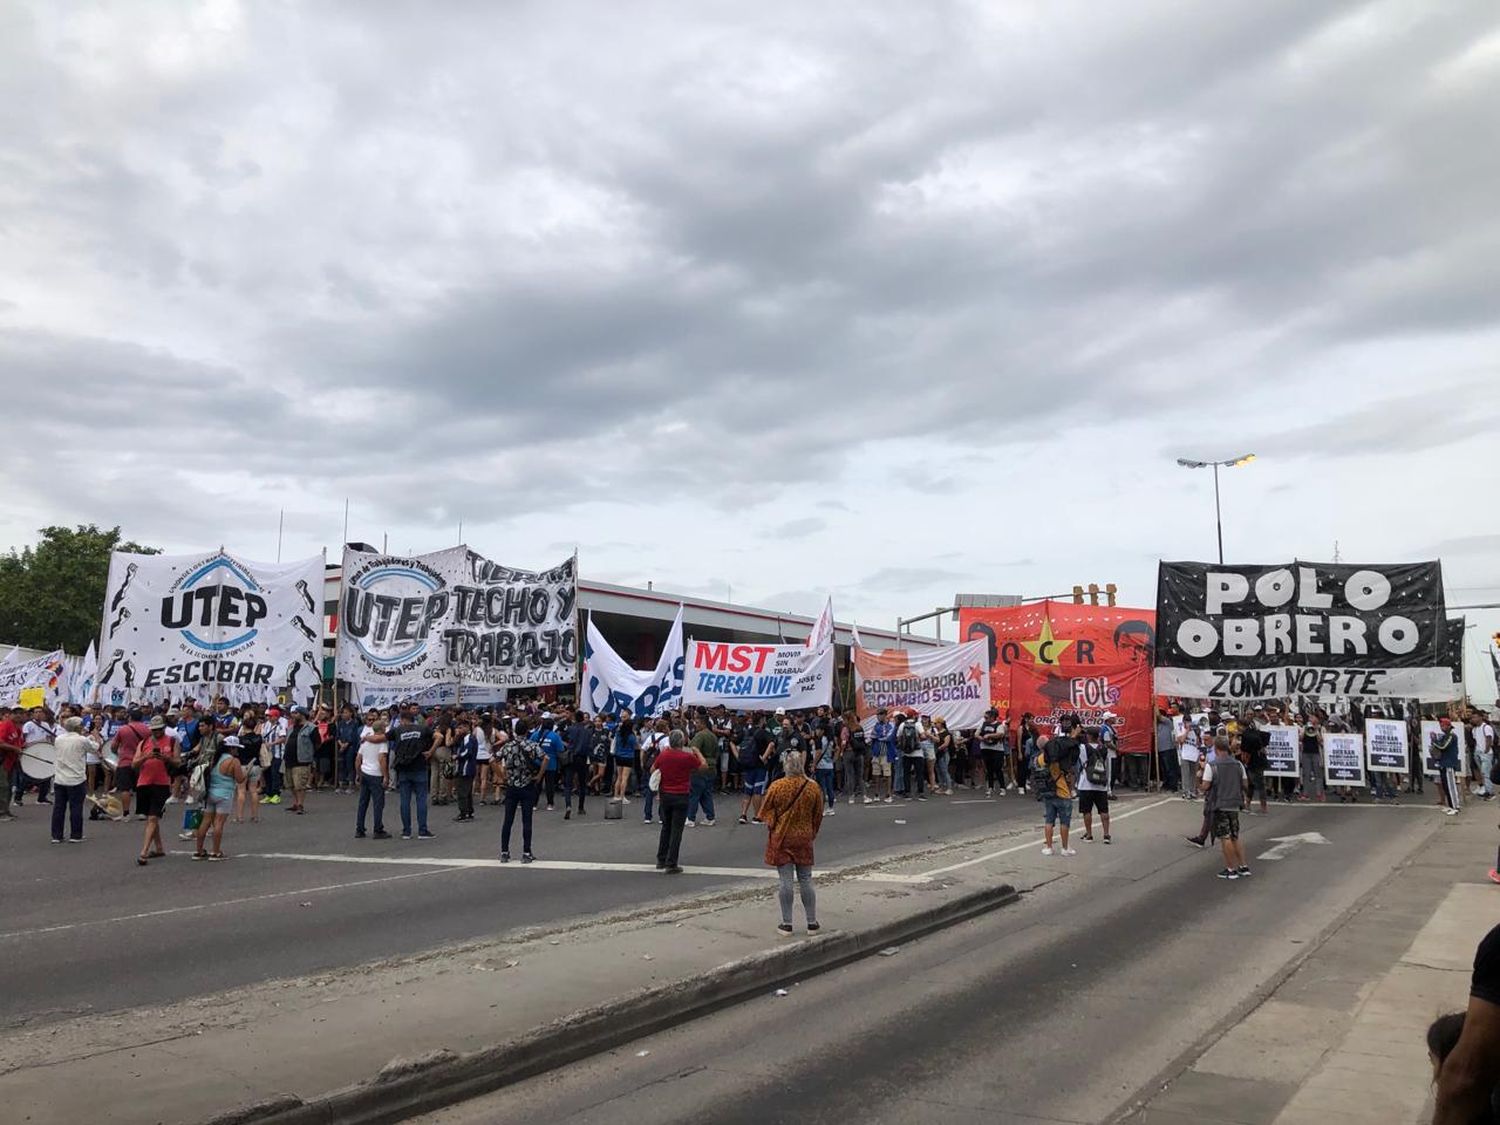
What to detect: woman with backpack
<box><xmin>759</xmin><ymin>750</ymin><xmax>825</xmax><ymax>936</ymax></box>
<box><xmin>193</xmin><ymin>731</ymin><xmax>245</xmax><ymax>860</ymax></box>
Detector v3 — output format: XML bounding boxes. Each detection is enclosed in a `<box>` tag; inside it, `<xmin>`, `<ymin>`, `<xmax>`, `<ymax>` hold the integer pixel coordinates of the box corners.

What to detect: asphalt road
<box><xmin>0</xmin><ymin>782</ymin><xmax>1062</xmax><ymax>1028</ymax></box>
<box><xmin>418</xmin><ymin>799</ymin><xmax>1445</xmax><ymax>1125</ymax></box>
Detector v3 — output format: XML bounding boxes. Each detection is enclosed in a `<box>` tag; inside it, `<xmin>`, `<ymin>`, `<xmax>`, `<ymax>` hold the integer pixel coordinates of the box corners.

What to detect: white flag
<box><xmin>0</xmin><ymin>646</ymin><xmax>17</xmax><ymax>666</ymax></box>
<box><xmin>71</xmin><ymin>641</ymin><xmax>98</xmax><ymax>704</ymax></box>
<box><xmin>580</xmin><ymin>607</ymin><xmax>685</xmax><ymax>719</ymax></box>
<box><xmin>851</xmin><ymin>621</ymin><xmax>866</xmax><ymax>651</ymax></box>
<box><xmin>806</xmin><ymin>596</ymin><xmax>835</xmax><ymax>652</ymax></box>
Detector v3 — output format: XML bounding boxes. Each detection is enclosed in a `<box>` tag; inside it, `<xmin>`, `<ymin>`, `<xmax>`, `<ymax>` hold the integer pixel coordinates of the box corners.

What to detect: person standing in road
<box><xmin>451</xmin><ymin>717</ymin><xmax>479</xmax><ymax>822</ymax></box>
<box><xmin>1178</xmin><ymin>720</ymin><xmax>1202</xmax><ymax>799</ymax></box>
<box><xmin>50</xmin><ymin>716</ymin><xmax>93</xmax><ymax>844</ymax></box>
<box><xmin>334</xmin><ymin>704</ymin><xmax>361</xmax><ymax>795</ymax></box>
<box><xmin>979</xmin><ymin>708</ymin><xmax>1008</xmax><ymax>797</ymax></box>
<box><xmin>1039</xmin><ymin>715</ymin><xmax>1081</xmax><ymax>857</ymax></box>
<box><xmin>284</xmin><ymin>709</ymin><xmax>315</xmax><ymax>815</ymax></box>
<box><xmin>1434</xmin><ymin>716</ymin><xmax>1463</xmax><ymax>816</ymax></box>
<box><xmin>736</xmin><ymin>715</ymin><xmax>773</xmax><ymax>825</ymax></box>
<box><xmin>498</xmin><ymin>718</ymin><xmax>544</xmax><ymax>863</ymax></box>
<box><xmin>562</xmin><ymin>709</ymin><xmax>592</xmax><ymax>820</ymax></box>
<box><xmin>653</xmin><ymin>729</ymin><xmax>704</xmax><ymax>874</ymax></box>
<box><xmin>1203</xmin><ymin>736</ymin><xmax>1250</xmax><ymax>879</ymax></box>
<box><xmin>1240</xmin><ymin>714</ymin><xmax>1270</xmax><ymax>815</ymax></box>
<box><xmin>842</xmin><ymin>711</ymin><xmax>870</xmax><ymax>805</ymax></box>
<box><xmin>870</xmin><ymin>708</ymin><xmax>897</xmax><ymax>803</ymax></box>
<box><xmin>354</xmin><ymin>717</ymin><xmax>390</xmax><ymax>839</ymax></box>
<box><xmin>389</xmin><ymin>704</ymin><xmax>436</xmax><ymax>839</ymax></box>
<box><xmin>686</xmin><ymin>714</ymin><xmax>719</xmax><ymax>827</ymax></box>
<box><xmin>192</xmin><ymin>732</ymin><xmax>244</xmax><ymax>860</ymax></box>
<box><xmin>759</xmin><ymin>750</ymin><xmax>825</xmax><ymax>936</ymax></box>
<box><xmin>133</xmin><ymin>716</ymin><xmax>179</xmax><ymax>866</ymax></box>
<box><xmin>1472</xmin><ymin>712</ymin><xmax>1496</xmax><ymax>802</ymax></box>
<box><xmin>0</xmin><ymin>704</ymin><xmax>24</xmax><ymax>821</ymax></box>
<box><xmin>1077</xmin><ymin>725</ymin><xmax>1113</xmax><ymax>845</ymax></box>
<box><xmin>611</xmin><ymin>718</ymin><xmax>639</xmax><ymax>804</ymax></box>
<box><xmin>899</xmin><ymin>712</ymin><xmax>927</xmax><ymax>800</ymax></box>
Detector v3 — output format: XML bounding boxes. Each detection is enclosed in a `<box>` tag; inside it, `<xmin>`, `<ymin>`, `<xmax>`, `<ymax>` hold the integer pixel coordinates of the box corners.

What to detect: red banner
<box><xmin>957</xmin><ymin>601</ymin><xmax>1157</xmax><ymax>754</ymax></box>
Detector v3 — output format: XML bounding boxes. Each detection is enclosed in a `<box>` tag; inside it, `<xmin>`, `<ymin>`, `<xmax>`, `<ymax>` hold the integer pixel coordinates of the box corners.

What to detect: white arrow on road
<box><xmin>1256</xmin><ymin>832</ymin><xmax>1330</xmax><ymax>862</ymax></box>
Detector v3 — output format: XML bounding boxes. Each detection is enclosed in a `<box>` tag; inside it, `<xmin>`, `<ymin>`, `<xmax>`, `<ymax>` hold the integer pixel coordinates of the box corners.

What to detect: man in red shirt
<box><xmin>0</xmin><ymin>705</ymin><xmax>24</xmax><ymax>821</ymax></box>
<box><xmin>111</xmin><ymin>708</ymin><xmax>152</xmax><ymax>819</ymax></box>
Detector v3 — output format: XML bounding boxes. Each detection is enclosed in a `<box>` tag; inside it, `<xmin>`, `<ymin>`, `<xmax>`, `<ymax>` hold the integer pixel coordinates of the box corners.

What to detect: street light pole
<box><xmin>1176</xmin><ymin>453</ymin><xmax>1255</xmax><ymax>564</ymax></box>
<box><xmin>1213</xmin><ymin>462</ymin><xmax>1223</xmax><ymax>565</ymax></box>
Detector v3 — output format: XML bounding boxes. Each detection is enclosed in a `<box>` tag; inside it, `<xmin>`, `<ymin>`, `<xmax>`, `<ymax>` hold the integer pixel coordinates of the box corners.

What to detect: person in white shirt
<box><xmin>1473</xmin><ymin>713</ymin><xmax>1496</xmax><ymax>801</ymax></box>
<box><xmin>1077</xmin><ymin>728</ymin><xmax>1114</xmax><ymax>844</ymax></box>
<box><xmin>50</xmin><ymin>716</ymin><xmax>95</xmax><ymax>843</ymax></box>
<box><xmin>21</xmin><ymin>706</ymin><xmax>60</xmax><ymax>806</ymax></box>
<box><xmin>1178</xmin><ymin>723</ymin><xmax>1202</xmax><ymax>799</ymax></box>
<box><xmin>355</xmin><ymin>718</ymin><xmax>390</xmax><ymax>839</ymax></box>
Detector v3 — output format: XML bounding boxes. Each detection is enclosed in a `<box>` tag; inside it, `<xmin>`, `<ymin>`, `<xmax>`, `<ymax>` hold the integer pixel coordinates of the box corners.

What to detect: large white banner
<box><xmin>97</xmin><ymin>550</ymin><xmax>326</xmax><ymax>705</ymax></box>
<box><xmin>351</xmin><ymin>682</ymin><xmax>509</xmax><ymax>711</ymax></box>
<box><xmin>1262</xmin><ymin>724</ymin><xmax>1300</xmax><ymax>778</ymax></box>
<box><xmin>336</xmin><ymin>547</ymin><xmax>577</xmax><ymax>691</ymax></box>
<box><xmin>0</xmin><ymin>649</ymin><xmax>66</xmax><ymax>707</ymax></box>
<box><xmin>851</xmin><ymin>638</ymin><xmax>990</xmax><ymax>733</ymax></box>
<box><xmin>682</xmin><ymin>640</ymin><xmax>834</xmax><ymax>711</ymax></box>
<box><xmin>580</xmin><ymin>608</ymin><xmax>685</xmax><ymax>719</ymax></box>
<box><xmin>1364</xmin><ymin>717</ymin><xmax>1408</xmax><ymax>774</ymax></box>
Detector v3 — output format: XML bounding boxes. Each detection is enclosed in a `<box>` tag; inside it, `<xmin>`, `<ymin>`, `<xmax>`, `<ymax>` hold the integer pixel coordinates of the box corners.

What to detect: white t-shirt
<box><xmin>1076</xmin><ymin>742</ymin><xmax>1114</xmax><ymax>793</ymax></box>
<box><xmin>475</xmin><ymin>727</ymin><xmax>492</xmax><ymax>762</ymax></box>
<box><xmin>357</xmin><ymin>726</ymin><xmax>387</xmax><ymax>777</ymax></box>
<box><xmin>1477</xmin><ymin>723</ymin><xmax>1495</xmax><ymax>757</ymax></box>
<box><xmin>23</xmin><ymin>720</ymin><xmax>58</xmax><ymax>747</ymax></box>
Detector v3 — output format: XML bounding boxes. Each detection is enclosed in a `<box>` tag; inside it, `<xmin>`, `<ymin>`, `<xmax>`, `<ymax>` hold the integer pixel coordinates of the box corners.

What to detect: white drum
<box><xmin>21</xmin><ymin>742</ymin><xmax>56</xmax><ymax>781</ymax></box>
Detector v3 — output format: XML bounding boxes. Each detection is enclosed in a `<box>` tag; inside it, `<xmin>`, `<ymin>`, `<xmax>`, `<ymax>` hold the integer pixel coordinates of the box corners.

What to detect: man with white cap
<box><xmin>50</xmin><ymin>716</ymin><xmax>95</xmax><ymax>843</ymax></box>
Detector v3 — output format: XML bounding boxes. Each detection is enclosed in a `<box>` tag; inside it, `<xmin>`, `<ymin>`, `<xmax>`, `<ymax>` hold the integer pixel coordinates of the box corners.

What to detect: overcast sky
<box><xmin>2</xmin><ymin>1</ymin><xmax>1497</xmax><ymax>699</ymax></box>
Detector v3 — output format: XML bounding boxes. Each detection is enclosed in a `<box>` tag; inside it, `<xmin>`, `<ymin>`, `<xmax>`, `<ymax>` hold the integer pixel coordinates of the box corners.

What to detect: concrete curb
<box><xmin>209</xmin><ymin>881</ymin><xmax>1018</xmax><ymax>1125</ymax></box>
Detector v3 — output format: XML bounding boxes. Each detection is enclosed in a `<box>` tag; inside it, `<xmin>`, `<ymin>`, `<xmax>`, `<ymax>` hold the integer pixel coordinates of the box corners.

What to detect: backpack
<box><xmin>1028</xmin><ymin>748</ymin><xmax>1055</xmax><ymax>797</ymax></box>
<box><xmin>188</xmin><ymin>756</ymin><xmax>211</xmax><ymax>803</ymax></box>
<box><xmin>1083</xmin><ymin>746</ymin><xmax>1109</xmax><ymax>788</ymax></box>
<box><xmin>897</xmin><ymin>722</ymin><xmax>918</xmax><ymax>755</ymax></box>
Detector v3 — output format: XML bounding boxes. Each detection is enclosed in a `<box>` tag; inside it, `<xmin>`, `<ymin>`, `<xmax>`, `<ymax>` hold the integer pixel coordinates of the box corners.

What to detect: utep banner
<box><xmin>580</xmin><ymin>608</ymin><xmax>685</xmax><ymax>719</ymax></box>
<box><xmin>682</xmin><ymin>640</ymin><xmax>833</xmax><ymax>710</ymax></box>
<box><xmin>957</xmin><ymin>601</ymin><xmax>1157</xmax><ymax>754</ymax></box>
<box><xmin>337</xmin><ymin>547</ymin><xmax>576</xmax><ymax>690</ymax></box>
<box><xmin>1154</xmin><ymin>560</ymin><xmax>1449</xmax><ymax>701</ymax></box>
<box><xmin>97</xmin><ymin>550</ymin><xmax>325</xmax><ymax>703</ymax></box>
<box><xmin>0</xmin><ymin>649</ymin><xmax>66</xmax><ymax>707</ymax></box>
<box><xmin>852</xmin><ymin>639</ymin><xmax>989</xmax><ymax>732</ymax></box>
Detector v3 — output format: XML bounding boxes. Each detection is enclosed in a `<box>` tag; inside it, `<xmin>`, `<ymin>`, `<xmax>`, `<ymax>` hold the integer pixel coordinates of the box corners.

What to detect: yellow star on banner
<box><xmin>1021</xmin><ymin>616</ymin><xmax>1075</xmax><ymax>666</ymax></box>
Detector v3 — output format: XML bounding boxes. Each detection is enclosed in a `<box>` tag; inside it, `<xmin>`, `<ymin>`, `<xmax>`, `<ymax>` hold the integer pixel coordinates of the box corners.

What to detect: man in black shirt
<box><xmin>389</xmin><ymin>703</ymin><xmax>435</xmax><ymax>840</ymax></box>
<box><xmin>1433</xmin><ymin>921</ymin><xmax>1500</xmax><ymax>1123</ymax></box>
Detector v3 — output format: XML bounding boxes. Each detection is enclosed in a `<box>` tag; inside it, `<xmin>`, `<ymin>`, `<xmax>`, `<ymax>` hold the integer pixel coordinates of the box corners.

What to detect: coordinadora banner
<box><xmin>336</xmin><ymin>546</ymin><xmax>577</xmax><ymax>691</ymax></box>
<box><xmin>0</xmin><ymin>649</ymin><xmax>66</xmax><ymax>707</ymax></box>
<box><xmin>851</xmin><ymin>639</ymin><xmax>989</xmax><ymax>732</ymax></box>
<box><xmin>97</xmin><ymin>550</ymin><xmax>326</xmax><ymax>705</ymax></box>
<box><xmin>957</xmin><ymin>601</ymin><xmax>1157</xmax><ymax>755</ymax></box>
<box><xmin>580</xmin><ymin>607</ymin><xmax>685</xmax><ymax>719</ymax></box>
<box><xmin>1154</xmin><ymin>560</ymin><xmax>1450</xmax><ymax>701</ymax></box>
<box><xmin>681</xmin><ymin>640</ymin><xmax>833</xmax><ymax>710</ymax></box>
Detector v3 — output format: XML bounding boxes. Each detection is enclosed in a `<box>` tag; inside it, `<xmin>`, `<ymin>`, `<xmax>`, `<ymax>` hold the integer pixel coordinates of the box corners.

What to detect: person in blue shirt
<box><xmin>611</xmin><ymin>719</ymin><xmax>638</xmax><ymax>803</ymax></box>
<box><xmin>870</xmin><ymin>709</ymin><xmax>897</xmax><ymax>804</ymax></box>
<box><xmin>1435</xmin><ymin>717</ymin><xmax>1462</xmax><ymax>815</ymax></box>
<box><xmin>532</xmin><ymin>718</ymin><xmax>565</xmax><ymax>811</ymax></box>
<box><xmin>451</xmin><ymin>718</ymin><xmax>479</xmax><ymax>822</ymax></box>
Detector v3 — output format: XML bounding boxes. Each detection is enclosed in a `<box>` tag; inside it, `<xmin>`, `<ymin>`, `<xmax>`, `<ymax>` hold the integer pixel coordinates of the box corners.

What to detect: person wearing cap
<box><xmin>978</xmin><ymin>708</ymin><xmax>1007</xmax><ymax>797</ymax></box>
<box><xmin>50</xmin><ymin>717</ymin><xmax>94</xmax><ymax>844</ymax></box>
<box><xmin>1433</xmin><ymin>717</ymin><xmax>1462</xmax><ymax>816</ymax></box>
<box><xmin>134</xmin><ymin>717</ymin><xmax>180</xmax><ymax>865</ymax></box>
<box><xmin>869</xmin><ymin>708</ymin><xmax>897</xmax><ymax>803</ymax></box>
<box><xmin>260</xmin><ymin>706</ymin><xmax>287</xmax><ymax>805</ymax></box>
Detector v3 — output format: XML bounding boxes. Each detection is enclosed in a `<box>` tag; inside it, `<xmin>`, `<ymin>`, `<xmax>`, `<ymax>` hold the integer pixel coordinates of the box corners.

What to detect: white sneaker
<box><xmin>1041</xmin><ymin>845</ymin><xmax>1054</xmax><ymax>856</ymax></box>
<box><xmin>684</xmin><ymin>819</ymin><xmax>696</xmax><ymax>828</ymax></box>
<box><xmin>1060</xmin><ymin>848</ymin><xmax>1077</xmax><ymax>857</ymax></box>
<box><xmin>884</xmin><ymin>796</ymin><xmax>894</xmax><ymax>804</ymax></box>
<box><xmin>164</xmin><ymin>796</ymin><xmax>179</xmax><ymax>806</ymax></box>
<box><xmin>864</xmin><ymin>796</ymin><xmax>875</xmax><ymax>804</ymax></box>
<box><xmin>703</xmin><ymin>818</ymin><xmax>715</xmax><ymax>826</ymax></box>
<box><xmin>985</xmin><ymin>787</ymin><xmax>993</xmax><ymax>798</ymax></box>
<box><xmin>826</xmin><ymin>807</ymin><xmax>835</xmax><ymax>816</ymax></box>
<box><xmin>1443</xmin><ymin>807</ymin><xmax>1459</xmax><ymax>816</ymax></box>
<box><xmin>847</xmin><ymin>798</ymin><xmax>855</xmax><ymax>806</ymax></box>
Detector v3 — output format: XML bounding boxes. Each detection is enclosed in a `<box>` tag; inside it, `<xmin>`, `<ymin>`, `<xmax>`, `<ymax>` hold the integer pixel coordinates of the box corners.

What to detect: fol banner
<box><xmin>1364</xmin><ymin>717</ymin><xmax>1409</xmax><ymax>774</ymax></box>
<box><xmin>0</xmin><ymin>649</ymin><xmax>66</xmax><ymax>707</ymax></box>
<box><xmin>580</xmin><ymin>608</ymin><xmax>685</xmax><ymax>719</ymax></box>
<box><xmin>1154</xmin><ymin>560</ymin><xmax>1449</xmax><ymax>701</ymax></box>
<box><xmin>957</xmin><ymin>601</ymin><xmax>1157</xmax><ymax>754</ymax></box>
<box><xmin>97</xmin><ymin>551</ymin><xmax>325</xmax><ymax>703</ymax></box>
<box><xmin>1323</xmin><ymin>732</ymin><xmax>1366</xmax><ymax>786</ymax></box>
<box><xmin>336</xmin><ymin>547</ymin><xmax>577</xmax><ymax>691</ymax></box>
<box><xmin>1262</xmin><ymin>725</ymin><xmax>1300</xmax><ymax>778</ymax></box>
<box><xmin>851</xmin><ymin>639</ymin><xmax>990</xmax><ymax>732</ymax></box>
<box><xmin>682</xmin><ymin>640</ymin><xmax>834</xmax><ymax>710</ymax></box>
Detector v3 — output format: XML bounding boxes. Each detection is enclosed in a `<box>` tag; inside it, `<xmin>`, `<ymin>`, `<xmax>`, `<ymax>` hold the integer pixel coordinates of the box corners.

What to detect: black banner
<box><xmin>1153</xmin><ymin>560</ymin><xmax>1450</xmax><ymax>701</ymax></box>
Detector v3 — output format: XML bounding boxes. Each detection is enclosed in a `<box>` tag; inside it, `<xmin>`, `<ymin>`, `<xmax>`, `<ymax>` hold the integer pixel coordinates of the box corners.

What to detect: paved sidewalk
<box><xmin>1125</xmin><ymin>804</ymin><xmax>1492</xmax><ymax>1125</ymax></box>
<box><xmin>0</xmin><ymin>831</ymin><xmax>1007</xmax><ymax>1125</ymax></box>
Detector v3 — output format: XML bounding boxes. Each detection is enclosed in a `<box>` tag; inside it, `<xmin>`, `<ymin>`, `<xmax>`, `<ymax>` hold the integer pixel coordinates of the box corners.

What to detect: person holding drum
<box><xmin>20</xmin><ymin>705</ymin><xmax>60</xmax><ymax>806</ymax></box>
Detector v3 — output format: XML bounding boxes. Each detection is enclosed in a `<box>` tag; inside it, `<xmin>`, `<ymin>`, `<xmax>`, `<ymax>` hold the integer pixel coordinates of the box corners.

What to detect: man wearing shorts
<box><xmin>1203</xmin><ymin>736</ymin><xmax>1250</xmax><ymax>879</ymax></box>
<box><xmin>1040</xmin><ymin>715</ymin><xmax>1082</xmax><ymax>857</ymax></box>
<box><xmin>111</xmin><ymin>708</ymin><xmax>150</xmax><ymax>819</ymax></box>
<box><xmin>869</xmin><ymin>708</ymin><xmax>897</xmax><ymax>804</ymax></box>
<box><xmin>1077</xmin><ymin>727</ymin><xmax>1112</xmax><ymax>844</ymax></box>
<box><xmin>736</xmin><ymin>715</ymin><xmax>774</xmax><ymax>825</ymax></box>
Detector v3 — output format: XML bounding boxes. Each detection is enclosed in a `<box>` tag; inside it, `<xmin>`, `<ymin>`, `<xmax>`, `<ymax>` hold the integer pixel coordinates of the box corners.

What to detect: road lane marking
<box><xmin>0</xmin><ymin>868</ymin><xmax>459</xmax><ymax>941</ymax></box>
<box><xmin>918</xmin><ymin>797</ymin><xmax>1180</xmax><ymax>878</ymax></box>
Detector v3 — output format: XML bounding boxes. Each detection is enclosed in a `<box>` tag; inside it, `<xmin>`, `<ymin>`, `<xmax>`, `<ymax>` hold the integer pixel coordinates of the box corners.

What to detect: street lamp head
<box><xmin>1230</xmin><ymin>453</ymin><xmax>1256</xmax><ymax>467</ymax></box>
<box><xmin>1176</xmin><ymin>458</ymin><xmax>1205</xmax><ymax>469</ymax></box>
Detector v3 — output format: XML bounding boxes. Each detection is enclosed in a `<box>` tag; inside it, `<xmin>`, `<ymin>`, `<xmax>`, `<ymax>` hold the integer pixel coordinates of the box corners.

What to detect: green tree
<box><xmin>0</xmin><ymin>525</ymin><xmax>159</xmax><ymax>655</ymax></box>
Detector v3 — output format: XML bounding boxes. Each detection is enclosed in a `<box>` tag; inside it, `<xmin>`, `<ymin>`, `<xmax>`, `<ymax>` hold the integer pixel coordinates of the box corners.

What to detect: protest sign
<box><xmin>958</xmin><ymin>601</ymin><xmax>1156</xmax><ymax>754</ymax></box>
<box><xmin>18</xmin><ymin>686</ymin><xmax>44</xmax><ymax>709</ymax></box>
<box><xmin>1364</xmin><ymin>717</ymin><xmax>1408</xmax><ymax>774</ymax></box>
<box><xmin>851</xmin><ymin>639</ymin><xmax>989</xmax><ymax>732</ymax></box>
<box><xmin>337</xmin><ymin>547</ymin><xmax>576</xmax><ymax>691</ymax></box>
<box><xmin>1323</xmin><ymin>731</ymin><xmax>1366</xmax><ymax>787</ymax></box>
<box><xmin>1155</xmin><ymin>560</ymin><xmax>1449</xmax><ymax>701</ymax></box>
<box><xmin>682</xmin><ymin>640</ymin><xmax>833</xmax><ymax>710</ymax></box>
<box><xmin>1419</xmin><ymin>719</ymin><xmax>1451</xmax><ymax>779</ymax></box>
<box><xmin>0</xmin><ymin>649</ymin><xmax>67</xmax><ymax>707</ymax></box>
<box><xmin>1262</xmin><ymin>724</ymin><xmax>1300</xmax><ymax>778</ymax></box>
<box><xmin>97</xmin><ymin>550</ymin><xmax>325</xmax><ymax>704</ymax></box>
<box><xmin>580</xmin><ymin>608</ymin><xmax>685</xmax><ymax>719</ymax></box>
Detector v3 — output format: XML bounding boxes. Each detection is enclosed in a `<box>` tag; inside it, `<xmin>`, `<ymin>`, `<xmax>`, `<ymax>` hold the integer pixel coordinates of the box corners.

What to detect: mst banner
<box><xmin>851</xmin><ymin>639</ymin><xmax>989</xmax><ymax>732</ymax></box>
<box><xmin>958</xmin><ymin>601</ymin><xmax>1157</xmax><ymax>754</ymax></box>
<box><xmin>580</xmin><ymin>607</ymin><xmax>685</xmax><ymax>719</ymax></box>
<box><xmin>97</xmin><ymin>550</ymin><xmax>325</xmax><ymax>704</ymax></box>
<box><xmin>337</xmin><ymin>547</ymin><xmax>577</xmax><ymax>691</ymax></box>
<box><xmin>1154</xmin><ymin>560</ymin><xmax>1449</xmax><ymax>701</ymax></box>
<box><xmin>682</xmin><ymin>640</ymin><xmax>833</xmax><ymax>710</ymax></box>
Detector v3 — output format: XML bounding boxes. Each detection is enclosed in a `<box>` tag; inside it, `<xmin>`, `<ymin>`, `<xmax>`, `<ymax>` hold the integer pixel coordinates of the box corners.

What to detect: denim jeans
<box><xmin>935</xmin><ymin>752</ymin><xmax>951</xmax><ymax>791</ymax></box>
<box><xmin>815</xmin><ymin>767</ymin><xmax>835</xmax><ymax>808</ymax></box>
<box><xmin>356</xmin><ymin>774</ymin><xmax>386</xmax><ymax>833</ymax></box>
<box><xmin>501</xmin><ymin>783</ymin><xmax>537</xmax><ymax>854</ymax></box>
<box><xmin>264</xmin><ymin>759</ymin><xmax>283</xmax><ymax>798</ymax></box>
<box><xmin>777</xmin><ymin>863</ymin><xmax>817</xmax><ymax>926</ymax></box>
<box><xmin>395</xmin><ymin>768</ymin><xmax>429</xmax><ymax>834</ymax></box>
<box><xmin>51</xmin><ymin>781</ymin><xmax>85</xmax><ymax>840</ymax></box>
<box><xmin>337</xmin><ymin>748</ymin><xmax>357</xmax><ymax>789</ymax></box>
<box><xmin>687</xmin><ymin>774</ymin><xmax>716</xmax><ymax>822</ymax></box>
